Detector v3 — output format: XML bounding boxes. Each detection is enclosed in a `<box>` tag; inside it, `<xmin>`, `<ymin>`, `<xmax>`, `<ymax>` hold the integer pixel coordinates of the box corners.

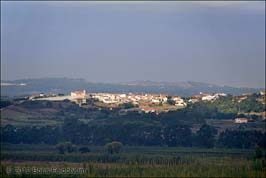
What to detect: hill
<box><xmin>1</xmin><ymin>78</ymin><xmax>263</xmax><ymax>97</ymax></box>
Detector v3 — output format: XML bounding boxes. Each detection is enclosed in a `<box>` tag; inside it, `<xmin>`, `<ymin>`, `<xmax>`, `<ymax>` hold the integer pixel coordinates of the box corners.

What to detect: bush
<box><xmin>66</xmin><ymin>142</ymin><xmax>77</xmax><ymax>153</ymax></box>
<box><xmin>105</xmin><ymin>141</ymin><xmax>123</xmax><ymax>154</ymax></box>
<box><xmin>254</xmin><ymin>145</ymin><xmax>263</xmax><ymax>159</ymax></box>
<box><xmin>56</xmin><ymin>143</ymin><xmax>66</xmax><ymax>154</ymax></box>
<box><xmin>120</xmin><ymin>102</ymin><xmax>136</xmax><ymax>109</ymax></box>
<box><xmin>79</xmin><ymin>146</ymin><xmax>91</xmax><ymax>153</ymax></box>
<box><xmin>56</xmin><ymin>142</ymin><xmax>77</xmax><ymax>154</ymax></box>
<box><xmin>167</xmin><ymin>99</ymin><xmax>175</xmax><ymax>105</ymax></box>
<box><xmin>0</xmin><ymin>100</ymin><xmax>12</xmax><ymax>108</ymax></box>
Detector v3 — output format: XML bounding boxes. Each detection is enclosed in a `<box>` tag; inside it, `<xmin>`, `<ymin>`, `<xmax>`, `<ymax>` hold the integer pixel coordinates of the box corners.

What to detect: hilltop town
<box><xmin>1</xmin><ymin>88</ymin><xmax>265</xmax><ymax>133</ymax></box>
<box><xmin>25</xmin><ymin>89</ymin><xmax>265</xmax><ymax>119</ymax></box>
<box><xmin>1</xmin><ymin>88</ymin><xmax>265</xmax><ymax>148</ymax></box>
<box><xmin>28</xmin><ymin>90</ymin><xmax>225</xmax><ymax>109</ymax></box>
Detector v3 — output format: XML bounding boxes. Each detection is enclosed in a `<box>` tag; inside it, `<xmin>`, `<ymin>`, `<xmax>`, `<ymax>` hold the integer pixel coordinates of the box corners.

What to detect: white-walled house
<box><xmin>234</xmin><ymin>118</ymin><xmax>248</xmax><ymax>123</ymax></box>
<box><xmin>172</xmin><ymin>97</ymin><xmax>187</xmax><ymax>107</ymax></box>
<box><xmin>70</xmin><ymin>90</ymin><xmax>86</xmax><ymax>105</ymax></box>
<box><xmin>71</xmin><ymin>90</ymin><xmax>86</xmax><ymax>97</ymax></box>
<box><xmin>201</xmin><ymin>95</ymin><xmax>216</xmax><ymax>101</ymax></box>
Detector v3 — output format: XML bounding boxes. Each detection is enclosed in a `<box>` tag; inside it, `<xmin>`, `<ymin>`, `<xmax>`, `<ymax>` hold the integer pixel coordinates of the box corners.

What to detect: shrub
<box><xmin>56</xmin><ymin>143</ymin><xmax>66</xmax><ymax>154</ymax></box>
<box><xmin>254</xmin><ymin>145</ymin><xmax>263</xmax><ymax>159</ymax></box>
<box><xmin>105</xmin><ymin>141</ymin><xmax>123</xmax><ymax>154</ymax></box>
<box><xmin>56</xmin><ymin>142</ymin><xmax>77</xmax><ymax>154</ymax></box>
<box><xmin>79</xmin><ymin>146</ymin><xmax>91</xmax><ymax>153</ymax></box>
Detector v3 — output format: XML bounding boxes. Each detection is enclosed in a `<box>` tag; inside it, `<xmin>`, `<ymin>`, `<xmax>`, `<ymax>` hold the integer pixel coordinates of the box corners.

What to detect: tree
<box><xmin>120</xmin><ymin>102</ymin><xmax>135</xmax><ymax>109</ymax></box>
<box><xmin>0</xmin><ymin>100</ymin><xmax>12</xmax><ymax>108</ymax></box>
<box><xmin>105</xmin><ymin>141</ymin><xmax>123</xmax><ymax>154</ymax></box>
<box><xmin>254</xmin><ymin>145</ymin><xmax>263</xmax><ymax>159</ymax></box>
<box><xmin>167</xmin><ymin>99</ymin><xmax>175</xmax><ymax>106</ymax></box>
<box><xmin>196</xmin><ymin>124</ymin><xmax>217</xmax><ymax>148</ymax></box>
<box><xmin>163</xmin><ymin>125</ymin><xmax>192</xmax><ymax>147</ymax></box>
<box><xmin>79</xmin><ymin>146</ymin><xmax>91</xmax><ymax>153</ymax></box>
<box><xmin>217</xmin><ymin>130</ymin><xmax>265</xmax><ymax>149</ymax></box>
<box><xmin>2</xmin><ymin>125</ymin><xmax>18</xmax><ymax>143</ymax></box>
<box><xmin>56</xmin><ymin>142</ymin><xmax>77</xmax><ymax>154</ymax></box>
<box><xmin>65</xmin><ymin>142</ymin><xmax>77</xmax><ymax>153</ymax></box>
<box><xmin>63</xmin><ymin>99</ymin><xmax>70</xmax><ymax>102</ymax></box>
<box><xmin>56</xmin><ymin>143</ymin><xmax>66</xmax><ymax>154</ymax></box>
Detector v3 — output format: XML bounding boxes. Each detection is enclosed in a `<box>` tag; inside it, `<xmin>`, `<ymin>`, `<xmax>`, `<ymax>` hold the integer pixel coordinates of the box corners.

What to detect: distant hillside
<box><xmin>0</xmin><ymin>78</ymin><xmax>263</xmax><ymax>97</ymax></box>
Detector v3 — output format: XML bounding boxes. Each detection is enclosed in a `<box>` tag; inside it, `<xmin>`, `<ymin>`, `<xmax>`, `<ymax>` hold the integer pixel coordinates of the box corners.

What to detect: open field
<box><xmin>206</xmin><ymin>119</ymin><xmax>266</xmax><ymax>133</ymax></box>
<box><xmin>1</xmin><ymin>144</ymin><xmax>265</xmax><ymax>177</ymax></box>
<box><xmin>1</xmin><ymin>159</ymin><xmax>265</xmax><ymax>178</ymax></box>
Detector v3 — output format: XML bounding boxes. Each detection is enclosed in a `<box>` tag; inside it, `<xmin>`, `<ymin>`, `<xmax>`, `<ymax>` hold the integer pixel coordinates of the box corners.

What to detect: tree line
<box><xmin>1</xmin><ymin>121</ymin><xmax>265</xmax><ymax>149</ymax></box>
<box><xmin>1</xmin><ymin>94</ymin><xmax>265</xmax><ymax>149</ymax></box>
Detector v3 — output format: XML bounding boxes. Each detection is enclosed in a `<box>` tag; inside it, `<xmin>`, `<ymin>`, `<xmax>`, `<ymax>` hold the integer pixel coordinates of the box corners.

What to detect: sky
<box><xmin>1</xmin><ymin>1</ymin><xmax>265</xmax><ymax>88</ymax></box>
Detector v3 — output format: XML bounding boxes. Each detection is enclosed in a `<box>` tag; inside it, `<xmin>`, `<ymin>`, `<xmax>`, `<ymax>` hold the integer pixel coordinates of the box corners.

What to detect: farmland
<box><xmin>1</xmin><ymin>93</ymin><xmax>265</xmax><ymax>177</ymax></box>
<box><xmin>1</xmin><ymin>0</ymin><xmax>266</xmax><ymax>176</ymax></box>
<box><xmin>1</xmin><ymin>144</ymin><xmax>265</xmax><ymax>177</ymax></box>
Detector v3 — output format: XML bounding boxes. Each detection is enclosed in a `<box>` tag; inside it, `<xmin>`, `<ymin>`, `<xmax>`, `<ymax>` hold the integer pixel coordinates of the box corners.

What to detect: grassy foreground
<box><xmin>1</xmin><ymin>144</ymin><xmax>265</xmax><ymax>177</ymax></box>
<box><xmin>1</xmin><ymin>159</ymin><xmax>266</xmax><ymax>178</ymax></box>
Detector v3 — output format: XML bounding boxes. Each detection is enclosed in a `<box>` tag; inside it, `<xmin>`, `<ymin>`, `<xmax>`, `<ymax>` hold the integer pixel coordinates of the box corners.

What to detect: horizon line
<box><xmin>1</xmin><ymin>77</ymin><xmax>264</xmax><ymax>89</ymax></box>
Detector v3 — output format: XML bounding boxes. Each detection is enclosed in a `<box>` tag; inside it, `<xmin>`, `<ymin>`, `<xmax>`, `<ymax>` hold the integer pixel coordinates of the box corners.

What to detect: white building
<box><xmin>152</xmin><ymin>99</ymin><xmax>160</xmax><ymax>104</ymax></box>
<box><xmin>234</xmin><ymin>118</ymin><xmax>248</xmax><ymax>123</ymax></box>
<box><xmin>71</xmin><ymin>90</ymin><xmax>86</xmax><ymax>97</ymax></box>
<box><xmin>172</xmin><ymin>97</ymin><xmax>187</xmax><ymax>107</ymax></box>
<box><xmin>70</xmin><ymin>90</ymin><xmax>86</xmax><ymax>105</ymax></box>
<box><xmin>201</xmin><ymin>95</ymin><xmax>217</xmax><ymax>101</ymax></box>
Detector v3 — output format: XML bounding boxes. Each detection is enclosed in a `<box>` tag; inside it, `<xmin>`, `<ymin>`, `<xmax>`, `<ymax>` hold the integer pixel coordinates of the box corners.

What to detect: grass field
<box><xmin>1</xmin><ymin>144</ymin><xmax>265</xmax><ymax>177</ymax></box>
<box><xmin>206</xmin><ymin>119</ymin><xmax>266</xmax><ymax>133</ymax></box>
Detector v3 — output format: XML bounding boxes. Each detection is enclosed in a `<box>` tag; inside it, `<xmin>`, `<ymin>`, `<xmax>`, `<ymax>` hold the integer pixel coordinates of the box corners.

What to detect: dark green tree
<box><xmin>105</xmin><ymin>141</ymin><xmax>123</xmax><ymax>154</ymax></box>
<box><xmin>254</xmin><ymin>145</ymin><xmax>263</xmax><ymax>159</ymax></box>
<box><xmin>56</xmin><ymin>143</ymin><xmax>66</xmax><ymax>154</ymax></box>
<box><xmin>196</xmin><ymin>124</ymin><xmax>217</xmax><ymax>148</ymax></box>
<box><xmin>56</xmin><ymin>142</ymin><xmax>77</xmax><ymax>154</ymax></box>
<box><xmin>79</xmin><ymin>146</ymin><xmax>91</xmax><ymax>153</ymax></box>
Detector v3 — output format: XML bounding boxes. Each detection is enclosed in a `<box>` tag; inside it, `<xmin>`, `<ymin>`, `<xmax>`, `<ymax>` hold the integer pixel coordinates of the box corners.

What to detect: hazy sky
<box><xmin>1</xmin><ymin>1</ymin><xmax>265</xmax><ymax>88</ymax></box>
